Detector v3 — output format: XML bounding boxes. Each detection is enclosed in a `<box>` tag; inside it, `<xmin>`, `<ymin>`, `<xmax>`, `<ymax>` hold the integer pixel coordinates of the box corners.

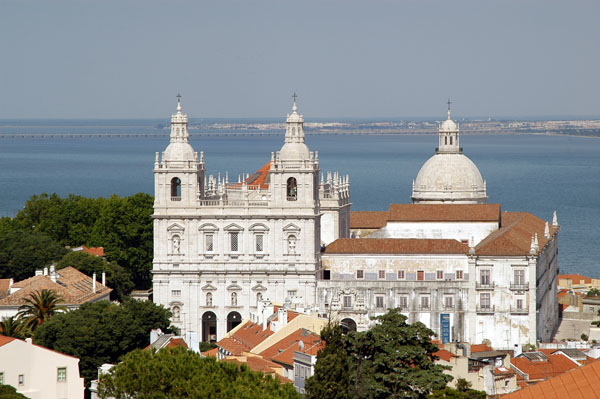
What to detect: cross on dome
<box><xmin>447</xmin><ymin>97</ymin><xmax>452</xmax><ymax>120</ymax></box>
<box><xmin>292</xmin><ymin>91</ymin><xmax>298</xmax><ymax>113</ymax></box>
<box><xmin>176</xmin><ymin>93</ymin><xmax>182</xmax><ymax>112</ymax></box>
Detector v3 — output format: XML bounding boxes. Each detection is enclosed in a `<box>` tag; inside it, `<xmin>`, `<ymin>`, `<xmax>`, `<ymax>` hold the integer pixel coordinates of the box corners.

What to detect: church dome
<box><xmin>163</xmin><ymin>141</ymin><xmax>196</xmax><ymax>161</ymax></box>
<box><xmin>412</xmin><ymin>153</ymin><xmax>486</xmax><ymax>204</ymax></box>
<box><xmin>440</xmin><ymin>118</ymin><xmax>458</xmax><ymax>132</ymax></box>
<box><xmin>279</xmin><ymin>96</ymin><xmax>310</xmax><ymax>161</ymax></box>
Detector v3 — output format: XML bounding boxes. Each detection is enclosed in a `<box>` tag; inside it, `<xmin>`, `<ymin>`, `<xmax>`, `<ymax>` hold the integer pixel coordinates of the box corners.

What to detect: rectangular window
<box><xmin>18</xmin><ymin>374</ymin><xmax>24</xmax><ymax>386</ymax></box>
<box><xmin>444</xmin><ymin>295</ymin><xmax>454</xmax><ymax>308</ymax></box>
<box><xmin>376</xmin><ymin>295</ymin><xmax>385</xmax><ymax>309</ymax></box>
<box><xmin>171</xmin><ymin>290</ymin><xmax>181</xmax><ymax>296</ymax></box>
<box><xmin>205</xmin><ymin>234</ymin><xmax>214</xmax><ymax>252</ymax></box>
<box><xmin>300</xmin><ymin>366</ymin><xmax>305</xmax><ymax>378</ymax></box>
<box><xmin>480</xmin><ymin>293</ymin><xmax>491</xmax><ymax>309</ymax></box>
<box><xmin>517</xmin><ymin>298</ymin><xmax>523</xmax><ymax>310</ymax></box>
<box><xmin>398</xmin><ymin>295</ymin><xmax>408</xmax><ymax>309</ymax></box>
<box><xmin>57</xmin><ymin>367</ymin><xmax>67</xmax><ymax>382</ymax></box>
<box><xmin>323</xmin><ymin>270</ymin><xmax>330</xmax><ymax>280</ymax></box>
<box><xmin>343</xmin><ymin>295</ymin><xmax>352</xmax><ymax>308</ymax></box>
<box><xmin>514</xmin><ymin>270</ymin><xmax>525</xmax><ymax>285</ymax></box>
<box><xmin>480</xmin><ymin>270</ymin><xmax>490</xmax><ymax>285</ymax></box>
<box><xmin>417</xmin><ymin>270</ymin><xmax>425</xmax><ymax>281</ymax></box>
<box><xmin>378</xmin><ymin>270</ymin><xmax>386</xmax><ymax>279</ymax></box>
<box><xmin>420</xmin><ymin>295</ymin><xmax>430</xmax><ymax>309</ymax></box>
<box><xmin>255</xmin><ymin>234</ymin><xmax>264</xmax><ymax>252</ymax></box>
<box><xmin>356</xmin><ymin>270</ymin><xmax>364</xmax><ymax>279</ymax></box>
<box><xmin>436</xmin><ymin>270</ymin><xmax>444</xmax><ymax>280</ymax></box>
<box><xmin>456</xmin><ymin>270</ymin><xmax>464</xmax><ymax>280</ymax></box>
<box><xmin>0</xmin><ymin>372</ymin><xmax>3</xmax><ymax>385</ymax></box>
<box><xmin>397</xmin><ymin>270</ymin><xmax>405</xmax><ymax>280</ymax></box>
<box><xmin>230</xmin><ymin>232</ymin><xmax>239</xmax><ymax>252</ymax></box>
<box><xmin>287</xmin><ymin>290</ymin><xmax>297</xmax><ymax>298</ymax></box>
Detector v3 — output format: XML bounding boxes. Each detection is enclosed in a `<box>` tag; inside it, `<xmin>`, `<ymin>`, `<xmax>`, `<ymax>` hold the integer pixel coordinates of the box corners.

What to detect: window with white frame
<box><xmin>398</xmin><ymin>295</ymin><xmax>408</xmax><ymax>309</ymax></box>
<box><xmin>456</xmin><ymin>270</ymin><xmax>464</xmax><ymax>280</ymax></box>
<box><xmin>343</xmin><ymin>295</ymin><xmax>352</xmax><ymax>308</ymax></box>
<box><xmin>480</xmin><ymin>293</ymin><xmax>491</xmax><ymax>309</ymax></box>
<box><xmin>287</xmin><ymin>290</ymin><xmax>297</xmax><ymax>298</ymax></box>
<box><xmin>420</xmin><ymin>295</ymin><xmax>430</xmax><ymax>310</ymax></box>
<box><xmin>436</xmin><ymin>270</ymin><xmax>444</xmax><ymax>280</ymax></box>
<box><xmin>18</xmin><ymin>374</ymin><xmax>24</xmax><ymax>385</ymax></box>
<box><xmin>57</xmin><ymin>367</ymin><xmax>67</xmax><ymax>382</ymax></box>
<box><xmin>375</xmin><ymin>295</ymin><xmax>385</xmax><ymax>309</ymax></box>
<box><xmin>397</xmin><ymin>270</ymin><xmax>405</xmax><ymax>280</ymax></box>
<box><xmin>356</xmin><ymin>270</ymin><xmax>364</xmax><ymax>279</ymax></box>
<box><xmin>230</xmin><ymin>232</ymin><xmax>239</xmax><ymax>252</ymax></box>
<box><xmin>516</xmin><ymin>298</ymin><xmax>524</xmax><ymax>310</ymax></box>
<box><xmin>171</xmin><ymin>290</ymin><xmax>181</xmax><ymax>297</ymax></box>
<box><xmin>378</xmin><ymin>270</ymin><xmax>386</xmax><ymax>279</ymax></box>
<box><xmin>480</xmin><ymin>269</ymin><xmax>491</xmax><ymax>286</ymax></box>
<box><xmin>255</xmin><ymin>234</ymin><xmax>264</xmax><ymax>252</ymax></box>
<box><xmin>444</xmin><ymin>295</ymin><xmax>454</xmax><ymax>308</ymax></box>
<box><xmin>205</xmin><ymin>234</ymin><xmax>214</xmax><ymax>252</ymax></box>
<box><xmin>514</xmin><ymin>269</ymin><xmax>526</xmax><ymax>285</ymax></box>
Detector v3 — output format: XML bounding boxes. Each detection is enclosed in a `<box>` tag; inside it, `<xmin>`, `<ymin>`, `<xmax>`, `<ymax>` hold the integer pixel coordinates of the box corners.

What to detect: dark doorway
<box><xmin>202</xmin><ymin>311</ymin><xmax>217</xmax><ymax>343</ymax></box>
<box><xmin>340</xmin><ymin>318</ymin><xmax>357</xmax><ymax>334</ymax></box>
<box><xmin>227</xmin><ymin>311</ymin><xmax>242</xmax><ymax>332</ymax></box>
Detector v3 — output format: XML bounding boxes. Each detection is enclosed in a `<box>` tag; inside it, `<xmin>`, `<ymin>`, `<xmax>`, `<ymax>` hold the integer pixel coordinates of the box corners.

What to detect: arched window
<box><xmin>206</xmin><ymin>292</ymin><xmax>213</xmax><ymax>307</ymax></box>
<box><xmin>445</xmin><ymin>136</ymin><xmax>448</xmax><ymax>145</ymax></box>
<box><xmin>231</xmin><ymin>292</ymin><xmax>238</xmax><ymax>306</ymax></box>
<box><xmin>449</xmin><ymin>137</ymin><xmax>453</xmax><ymax>145</ymax></box>
<box><xmin>288</xmin><ymin>235</ymin><xmax>297</xmax><ymax>254</ymax></box>
<box><xmin>287</xmin><ymin>177</ymin><xmax>297</xmax><ymax>201</ymax></box>
<box><xmin>171</xmin><ymin>177</ymin><xmax>181</xmax><ymax>198</ymax></box>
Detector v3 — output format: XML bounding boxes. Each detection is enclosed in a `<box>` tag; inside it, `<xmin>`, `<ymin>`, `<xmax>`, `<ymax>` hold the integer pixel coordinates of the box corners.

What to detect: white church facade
<box><xmin>152</xmin><ymin>98</ymin><xmax>559</xmax><ymax>349</ymax></box>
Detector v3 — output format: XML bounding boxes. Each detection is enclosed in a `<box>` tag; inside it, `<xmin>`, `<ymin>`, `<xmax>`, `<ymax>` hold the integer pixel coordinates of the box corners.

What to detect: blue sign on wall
<box><xmin>440</xmin><ymin>313</ymin><xmax>450</xmax><ymax>344</ymax></box>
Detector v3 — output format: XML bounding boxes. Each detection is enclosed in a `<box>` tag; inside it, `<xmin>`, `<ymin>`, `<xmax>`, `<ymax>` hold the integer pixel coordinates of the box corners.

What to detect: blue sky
<box><xmin>1</xmin><ymin>0</ymin><xmax>599</xmax><ymax>118</ymax></box>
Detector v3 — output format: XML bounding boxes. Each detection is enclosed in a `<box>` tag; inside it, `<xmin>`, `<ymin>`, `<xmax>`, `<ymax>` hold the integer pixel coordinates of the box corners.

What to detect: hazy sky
<box><xmin>1</xmin><ymin>1</ymin><xmax>599</xmax><ymax>119</ymax></box>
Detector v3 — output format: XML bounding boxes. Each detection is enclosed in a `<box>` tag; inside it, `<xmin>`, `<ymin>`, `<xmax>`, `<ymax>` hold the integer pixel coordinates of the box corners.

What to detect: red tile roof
<box><xmin>79</xmin><ymin>246</ymin><xmax>105</xmax><ymax>257</ymax></box>
<box><xmin>388</xmin><ymin>203</ymin><xmax>501</xmax><ymax>222</ymax></box>
<box><xmin>511</xmin><ymin>352</ymin><xmax>580</xmax><ymax>382</ymax></box>
<box><xmin>324</xmin><ymin>238</ymin><xmax>470</xmax><ymax>255</ymax></box>
<box><xmin>472</xmin><ymin>344</ymin><xmax>493</xmax><ymax>353</ymax></box>
<box><xmin>0</xmin><ymin>267</ymin><xmax>111</xmax><ymax>306</ymax></box>
<box><xmin>259</xmin><ymin>328</ymin><xmax>321</xmax><ymax>364</ymax></box>
<box><xmin>502</xmin><ymin>358</ymin><xmax>600</xmax><ymax>399</ymax></box>
<box><xmin>0</xmin><ymin>335</ymin><xmax>16</xmax><ymax>347</ymax></box>
<box><xmin>434</xmin><ymin>349</ymin><xmax>456</xmax><ymax>362</ymax></box>
<box><xmin>475</xmin><ymin>212</ymin><xmax>559</xmax><ymax>256</ymax></box>
<box><xmin>202</xmin><ymin>347</ymin><xmax>219</xmax><ymax>357</ymax></box>
<box><xmin>217</xmin><ymin>321</ymin><xmax>274</xmax><ymax>355</ymax></box>
<box><xmin>558</xmin><ymin>274</ymin><xmax>592</xmax><ymax>285</ymax></box>
<box><xmin>349</xmin><ymin>211</ymin><xmax>389</xmax><ymax>229</ymax></box>
<box><xmin>245</xmin><ymin>162</ymin><xmax>271</xmax><ymax>189</ymax></box>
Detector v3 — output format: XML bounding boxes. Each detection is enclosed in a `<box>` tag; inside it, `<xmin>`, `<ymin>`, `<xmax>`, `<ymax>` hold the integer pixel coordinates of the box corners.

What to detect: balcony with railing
<box><xmin>419</xmin><ymin>304</ymin><xmax>431</xmax><ymax>311</ymax></box>
<box><xmin>476</xmin><ymin>282</ymin><xmax>495</xmax><ymax>290</ymax></box>
<box><xmin>476</xmin><ymin>305</ymin><xmax>495</xmax><ymax>314</ymax></box>
<box><xmin>510</xmin><ymin>307</ymin><xmax>529</xmax><ymax>314</ymax></box>
<box><xmin>510</xmin><ymin>283</ymin><xmax>529</xmax><ymax>291</ymax></box>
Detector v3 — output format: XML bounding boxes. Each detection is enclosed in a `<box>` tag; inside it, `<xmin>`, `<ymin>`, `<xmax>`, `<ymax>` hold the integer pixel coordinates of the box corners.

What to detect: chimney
<box><xmin>25</xmin><ymin>338</ymin><xmax>33</xmax><ymax>344</ymax></box>
<box><xmin>35</xmin><ymin>269</ymin><xmax>43</xmax><ymax>276</ymax></box>
<box><xmin>102</xmin><ymin>271</ymin><xmax>106</xmax><ymax>287</ymax></box>
<box><xmin>92</xmin><ymin>272</ymin><xmax>97</xmax><ymax>293</ymax></box>
<box><xmin>49</xmin><ymin>264</ymin><xmax>57</xmax><ymax>283</ymax></box>
<box><xmin>150</xmin><ymin>328</ymin><xmax>162</xmax><ymax>344</ymax></box>
<box><xmin>43</xmin><ymin>267</ymin><xmax>48</xmax><ymax>276</ymax></box>
<box><xmin>514</xmin><ymin>343</ymin><xmax>522</xmax><ymax>358</ymax></box>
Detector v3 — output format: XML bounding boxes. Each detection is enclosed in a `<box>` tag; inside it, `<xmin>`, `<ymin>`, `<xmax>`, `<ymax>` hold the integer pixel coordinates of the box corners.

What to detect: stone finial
<box><xmin>534</xmin><ymin>233</ymin><xmax>539</xmax><ymax>250</ymax></box>
<box><xmin>552</xmin><ymin>211</ymin><xmax>558</xmax><ymax>227</ymax></box>
<box><xmin>469</xmin><ymin>237</ymin><xmax>476</xmax><ymax>255</ymax></box>
<box><xmin>530</xmin><ymin>235</ymin><xmax>536</xmax><ymax>255</ymax></box>
<box><xmin>544</xmin><ymin>221</ymin><xmax>550</xmax><ymax>239</ymax></box>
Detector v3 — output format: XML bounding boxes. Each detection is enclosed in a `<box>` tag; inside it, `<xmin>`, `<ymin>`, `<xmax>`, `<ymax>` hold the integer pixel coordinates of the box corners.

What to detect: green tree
<box><xmin>33</xmin><ymin>299</ymin><xmax>172</xmax><ymax>387</ymax></box>
<box><xmin>307</xmin><ymin>308</ymin><xmax>452</xmax><ymax>399</ymax></box>
<box><xmin>98</xmin><ymin>347</ymin><xmax>299</xmax><ymax>399</ymax></box>
<box><xmin>427</xmin><ymin>387</ymin><xmax>486</xmax><ymax>399</ymax></box>
<box><xmin>0</xmin><ymin>316</ymin><xmax>26</xmax><ymax>339</ymax></box>
<box><xmin>0</xmin><ymin>384</ymin><xmax>29</xmax><ymax>399</ymax></box>
<box><xmin>455</xmin><ymin>378</ymin><xmax>472</xmax><ymax>392</ymax></box>
<box><xmin>305</xmin><ymin>323</ymin><xmax>352</xmax><ymax>399</ymax></box>
<box><xmin>56</xmin><ymin>251</ymin><xmax>134</xmax><ymax>302</ymax></box>
<box><xmin>587</xmin><ymin>288</ymin><xmax>600</xmax><ymax>297</ymax></box>
<box><xmin>16</xmin><ymin>289</ymin><xmax>66</xmax><ymax>332</ymax></box>
<box><xmin>0</xmin><ymin>230</ymin><xmax>67</xmax><ymax>280</ymax></box>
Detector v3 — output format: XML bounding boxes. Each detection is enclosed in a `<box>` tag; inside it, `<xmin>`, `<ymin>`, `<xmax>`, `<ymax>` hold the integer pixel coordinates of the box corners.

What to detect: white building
<box><xmin>318</xmin><ymin>106</ymin><xmax>560</xmax><ymax>349</ymax></box>
<box><xmin>0</xmin><ymin>336</ymin><xmax>84</xmax><ymax>399</ymax></box>
<box><xmin>152</xmin><ymin>98</ymin><xmax>559</xmax><ymax>349</ymax></box>
<box><xmin>152</xmin><ymin>97</ymin><xmax>349</xmax><ymax>342</ymax></box>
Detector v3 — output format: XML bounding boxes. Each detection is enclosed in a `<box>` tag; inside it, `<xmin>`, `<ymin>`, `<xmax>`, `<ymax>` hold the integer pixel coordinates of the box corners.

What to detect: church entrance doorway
<box><xmin>227</xmin><ymin>311</ymin><xmax>242</xmax><ymax>332</ymax></box>
<box><xmin>202</xmin><ymin>311</ymin><xmax>217</xmax><ymax>343</ymax></box>
<box><xmin>340</xmin><ymin>318</ymin><xmax>357</xmax><ymax>334</ymax></box>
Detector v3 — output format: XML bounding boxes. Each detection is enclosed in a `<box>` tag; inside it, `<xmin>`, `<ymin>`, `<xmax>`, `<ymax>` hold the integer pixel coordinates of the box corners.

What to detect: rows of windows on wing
<box><xmin>168</xmin><ymin>233</ymin><xmax>297</xmax><ymax>255</ymax></box>
<box><xmin>168</xmin><ymin>176</ymin><xmax>299</xmax><ymax>201</ymax></box>
<box><xmin>0</xmin><ymin>368</ymin><xmax>68</xmax><ymax>386</ymax></box>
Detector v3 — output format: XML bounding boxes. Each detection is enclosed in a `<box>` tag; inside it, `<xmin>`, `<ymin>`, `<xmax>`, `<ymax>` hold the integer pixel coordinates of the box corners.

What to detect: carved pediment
<box><xmin>201</xmin><ymin>283</ymin><xmax>217</xmax><ymax>291</ymax></box>
<box><xmin>283</xmin><ymin>223</ymin><xmax>300</xmax><ymax>232</ymax></box>
<box><xmin>227</xmin><ymin>283</ymin><xmax>243</xmax><ymax>291</ymax></box>
<box><xmin>251</xmin><ymin>283</ymin><xmax>267</xmax><ymax>292</ymax></box>
<box><xmin>199</xmin><ymin>223</ymin><xmax>219</xmax><ymax>232</ymax></box>
<box><xmin>169</xmin><ymin>300</ymin><xmax>183</xmax><ymax>306</ymax></box>
<box><xmin>224</xmin><ymin>223</ymin><xmax>244</xmax><ymax>232</ymax></box>
<box><xmin>249</xmin><ymin>223</ymin><xmax>269</xmax><ymax>232</ymax></box>
<box><xmin>167</xmin><ymin>223</ymin><xmax>185</xmax><ymax>233</ymax></box>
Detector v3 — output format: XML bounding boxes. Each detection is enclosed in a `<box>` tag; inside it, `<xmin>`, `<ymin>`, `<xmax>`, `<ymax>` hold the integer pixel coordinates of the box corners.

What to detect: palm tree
<box><xmin>0</xmin><ymin>316</ymin><xmax>26</xmax><ymax>339</ymax></box>
<box><xmin>16</xmin><ymin>289</ymin><xmax>67</xmax><ymax>331</ymax></box>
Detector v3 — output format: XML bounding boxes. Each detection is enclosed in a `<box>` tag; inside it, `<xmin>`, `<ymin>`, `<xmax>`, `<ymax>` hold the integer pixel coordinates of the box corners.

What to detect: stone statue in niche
<box><xmin>288</xmin><ymin>235</ymin><xmax>297</xmax><ymax>254</ymax></box>
<box><xmin>172</xmin><ymin>235</ymin><xmax>181</xmax><ymax>254</ymax></box>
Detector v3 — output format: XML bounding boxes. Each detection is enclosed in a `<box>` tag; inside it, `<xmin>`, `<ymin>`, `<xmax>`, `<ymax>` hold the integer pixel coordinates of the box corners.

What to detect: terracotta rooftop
<box><xmin>0</xmin><ymin>335</ymin><xmax>16</xmax><ymax>347</ymax></box>
<box><xmin>259</xmin><ymin>328</ymin><xmax>321</xmax><ymax>364</ymax></box>
<box><xmin>217</xmin><ymin>320</ymin><xmax>274</xmax><ymax>355</ymax></box>
<box><xmin>74</xmin><ymin>245</ymin><xmax>105</xmax><ymax>257</ymax></box>
<box><xmin>324</xmin><ymin>238</ymin><xmax>470</xmax><ymax>255</ymax></box>
<box><xmin>502</xmin><ymin>357</ymin><xmax>600</xmax><ymax>399</ymax></box>
<box><xmin>475</xmin><ymin>212</ymin><xmax>559</xmax><ymax>256</ymax></box>
<box><xmin>223</xmin><ymin>356</ymin><xmax>284</xmax><ymax>376</ymax></box>
<box><xmin>558</xmin><ymin>274</ymin><xmax>592</xmax><ymax>285</ymax></box>
<box><xmin>245</xmin><ymin>162</ymin><xmax>271</xmax><ymax>189</ymax></box>
<box><xmin>145</xmin><ymin>334</ymin><xmax>188</xmax><ymax>351</ymax></box>
<box><xmin>388</xmin><ymin>203</ymin><xmax>501</xmax><ymax>222</ymax></box>
<box><xmin>349</xmin><ymin>211</ymin><xmax>389</xmax><ymax>229</ymax></box>
<box><xmin>472</xmin><ymin>344</ymin><xmax>494</xmax><ymax>353</ymax></box>
<box><xmin>0</xmin><ymin>266</ymin><xmax>111</xmax><ymax>306</ymax></box>
<box><xmin>434</xmin><ymin>348</ymin><xmax>457</xmax><ymax>362</ymax></box>
<box><xmin>511</xmin><ymin>351</ymin><xmax>580</xmax><ymax>382</ymax></box>
<box><xmin>202</xmin><ymin>347</ymin><xmax>219</xmax><ymax>357</ymax></box>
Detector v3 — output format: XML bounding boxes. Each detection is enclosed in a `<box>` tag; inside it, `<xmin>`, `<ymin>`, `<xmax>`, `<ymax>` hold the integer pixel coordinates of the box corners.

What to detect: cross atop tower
<box><xmin>447</xmin><ymin>97</ymin><xmax>452</xmax><ymax>119</ymax></box>
<box><xmin>292</xmin><ymin>92</ymin><xmax>298</xmax><ymax>102</ymax></box>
